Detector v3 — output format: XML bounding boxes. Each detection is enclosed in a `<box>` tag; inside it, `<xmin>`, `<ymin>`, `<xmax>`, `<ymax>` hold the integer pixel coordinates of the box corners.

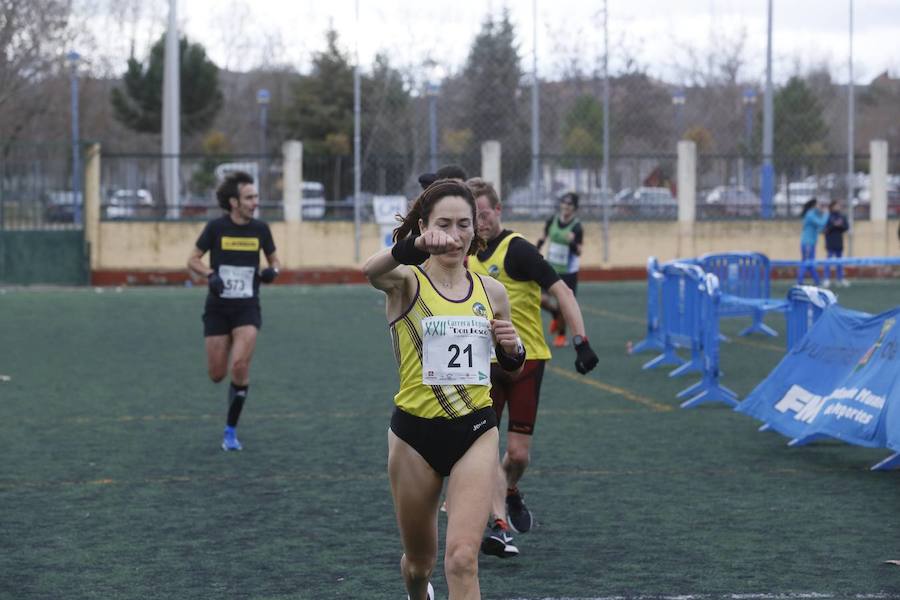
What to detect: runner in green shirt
<box><xmin>535</xmin><ymin>192</ymin><xmax>584</xmax><ymax>347</ymax></box>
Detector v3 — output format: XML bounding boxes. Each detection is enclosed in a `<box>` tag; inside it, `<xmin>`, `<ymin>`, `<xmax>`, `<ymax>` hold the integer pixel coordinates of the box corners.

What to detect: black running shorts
<box><xmin>202</xmin><ymin>303</ymin><xmax>262</xmax><ymax>337</ymax></box>
<box><xmin>390</xmin><ymin>406</ymin><xmax>497</xmax><ymax>477</ymax></box>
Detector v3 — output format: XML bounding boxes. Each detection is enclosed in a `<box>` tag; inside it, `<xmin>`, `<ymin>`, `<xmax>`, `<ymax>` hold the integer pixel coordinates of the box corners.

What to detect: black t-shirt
<box><xmin>196</xmin><ymin>215</ymin><xmax>276</xmax><ymax>306</ymax></box>
<box><xmin>477</xmin><ymin>230</ymin><xmax>560</xmax><ymax>291</ymax></box>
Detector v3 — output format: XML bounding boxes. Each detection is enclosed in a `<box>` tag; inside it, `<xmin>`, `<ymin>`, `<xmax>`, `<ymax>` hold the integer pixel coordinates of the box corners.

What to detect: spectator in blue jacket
<box><xmin>797</xmin><ymin>198</ymin><xmax>829</xmax><ymax>285</ymax></box>
<box><xmin>823</xmin><ymin>199</ymin><xmax>850</xmax><ymax>287</ymax></box>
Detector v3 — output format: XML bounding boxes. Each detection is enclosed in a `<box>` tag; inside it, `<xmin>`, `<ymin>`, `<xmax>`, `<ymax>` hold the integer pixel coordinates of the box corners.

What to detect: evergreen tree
<box><xmin>562</xmin><ymin>95</ymin><xmax>604</xmax><ymax>159</ymax></box>
<box><xmin>110</xmin><ymin>35</ymin><xmax>223</xmax><ymax>136</ymax></box>
<box><xmin>753</xmin><ymin>76</ymin><xmax>828</xmax><ymax>176</ymax></box>
<box><xmin>460</xmin><ymin>10</ymin><xmax>528</xmax><ymax>189</ymax></box>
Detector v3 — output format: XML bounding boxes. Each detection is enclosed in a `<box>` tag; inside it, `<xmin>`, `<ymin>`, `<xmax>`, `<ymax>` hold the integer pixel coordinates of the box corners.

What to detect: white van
<box><xmin>301</xmin><ymin>181</ymin><xmax>326</xmax><ymax>220</ymax></box>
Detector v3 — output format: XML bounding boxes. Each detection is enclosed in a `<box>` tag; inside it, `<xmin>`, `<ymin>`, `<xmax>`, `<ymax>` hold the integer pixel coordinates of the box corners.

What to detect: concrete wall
<box><xmin>93</xmin><ymin>218</ymin><xmax>900</xmax><ymax>272</ymax></box>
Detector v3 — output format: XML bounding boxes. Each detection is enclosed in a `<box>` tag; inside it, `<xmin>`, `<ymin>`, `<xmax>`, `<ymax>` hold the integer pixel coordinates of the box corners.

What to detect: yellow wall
<box><xmin>94</xmin><ymin>219</ymin><xmax>900</xmax><ymax>270</ymax></box>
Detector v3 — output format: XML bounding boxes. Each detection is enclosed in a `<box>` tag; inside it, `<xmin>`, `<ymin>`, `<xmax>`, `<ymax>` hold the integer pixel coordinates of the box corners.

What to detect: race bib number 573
<box><xmin>421</xmin><ymin>316</ymin><xmax>491</xmax><ymax>386</ymax></box>
<box><xmin>218</xmin><ymin>265</ymin><xmax>255</xmax><ymax>299</ymax></box>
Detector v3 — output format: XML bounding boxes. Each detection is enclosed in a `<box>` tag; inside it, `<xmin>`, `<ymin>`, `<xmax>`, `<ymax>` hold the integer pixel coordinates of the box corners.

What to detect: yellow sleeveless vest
<box><xmin>391</xmin><ymin>266</ymin><xmax>495</xmax><ymax>419</ymax></box>
<box><xmin>469</xmin><ymin>233</ymin><xmax>552</xmax><ymax>361</ymax></box>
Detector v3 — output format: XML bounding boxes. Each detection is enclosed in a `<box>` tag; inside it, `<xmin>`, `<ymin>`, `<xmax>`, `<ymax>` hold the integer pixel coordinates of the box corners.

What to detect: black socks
<box><xmin>227</xmin><ymin>382</ymin><xmax>248</xmax><ymax>427</ymax></box>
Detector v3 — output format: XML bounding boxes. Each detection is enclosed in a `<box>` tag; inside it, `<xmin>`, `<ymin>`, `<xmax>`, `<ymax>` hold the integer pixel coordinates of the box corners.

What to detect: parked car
<box><xmin>104</xmin><ymin>188</ymin><xmax>154</xmax><ymax>219</ymax></box>
<box><xmin>43</xmin><ymin>190</ymin><xmax>82</xmax><ymax>223</ymax></box>
<box><xmin>704</xmin><ymin>185</ymin><xmax>761</xmax><ymax>217</ymax></box>
<box><xmin>774</xmin><ymin>182</ymin><xmax>818</xmax><ymax>216</ymax></box>
<box><xmin>503</xmin><ymin>186</ymin><xmax>557</xmax><ymax>219</ymax></box>
<box><xmin>301</xmin><ymin>181</ymin><xmax>326</xmax><ymax>220</ymax></box>
<box><xmin>613</xmin><ymin>186</ymin><xmax>676</xmax><ymax>218</ymax></box>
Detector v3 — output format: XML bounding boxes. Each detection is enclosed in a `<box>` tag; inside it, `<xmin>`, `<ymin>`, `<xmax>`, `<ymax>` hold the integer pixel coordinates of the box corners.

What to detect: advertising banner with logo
<box><xmin>737</xmin><ymin>305</ymin><xmax>900</xmax><ymax>452</ymax></box>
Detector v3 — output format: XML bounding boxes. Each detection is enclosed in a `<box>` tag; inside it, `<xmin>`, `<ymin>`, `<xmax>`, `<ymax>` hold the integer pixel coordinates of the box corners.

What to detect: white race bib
<box><xmin>421</xmin><ymin>316</ymin><xmax>491</xmax><ymax>386</ymax></box>
<box><xmin>218</xmin><ymin>265</ymin><xmax>255</xmax><ymax>299</ymax></box>
<box><xmin>548</xmin><ymin>241</ymin><xmax>570</xmax><ymax>266</ymax></box>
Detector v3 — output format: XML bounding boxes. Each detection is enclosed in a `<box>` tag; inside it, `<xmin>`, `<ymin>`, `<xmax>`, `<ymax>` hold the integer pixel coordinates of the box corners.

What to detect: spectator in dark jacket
<box><xmin>823</xmin><ymin>199</ymin><xmax>850</xmax><ymax>287</ymax></box>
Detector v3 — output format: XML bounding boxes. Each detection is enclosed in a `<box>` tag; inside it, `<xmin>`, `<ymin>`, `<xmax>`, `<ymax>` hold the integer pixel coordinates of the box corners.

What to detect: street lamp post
<box><xmin>426</xmin><ymin>81</ymin><xmax>439</xmax><ymax>173</ymax></box>
<box><xmin>67</xmin><ymin>50</ymin><xmax>82</xmax><ymax>225</ymax></box>
<box><xmin>742</xmin><ymin>88</ymin><xmax>757</xmax><ymax>200</ymax></box>
<box><xmin>256</xmin><ymin>88</ymin><xmax>270</xmax><ymax>202</ymax></box>
<box><xmin>671</xmin><ymin>88</ymin><xmax>686</xmax><ymax>144</ymax></box>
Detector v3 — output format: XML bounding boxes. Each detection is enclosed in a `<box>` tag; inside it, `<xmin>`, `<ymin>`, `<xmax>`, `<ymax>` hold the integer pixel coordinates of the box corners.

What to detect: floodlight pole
<box><xmin>353</xmin><ymin>0</ymin><xmax>362</xmax><ymax>263</ymax></box>
<box><xmin>162</xmin><ymin>0</ymin><xmax>180</xmax><ymax>218</ymax></box>
<box><xmin>761</xmin><ymin>0</ymin><xmax>774</xmax><ymax>219</ymax></box>
<box><xmin>530</xmin><ymin>0</ymin><xmax>540</xmax><ymax>206</ymax></box>
<box><xmin>257</xmin><ymin>88</ymin><xmax>270</xmax><ymax>202</ymax></box>
<box><xmin>601</xmin><ymin>0</ymin><xmax>610</xmax><ymax>263</ymax></box>
<box><xmin>427</xmin><ymin>83</ymin><xmax>439</xmax><ymax>173</ymax></box>
<box><xmin>67</xmin><ymin>50</ymin><xmax>82</xmax><ymax>225</ymax></box>
<box><xmin>846</xmin><ymin>0</ymin><xmax>855</xmax><ymax>256</ymax></box>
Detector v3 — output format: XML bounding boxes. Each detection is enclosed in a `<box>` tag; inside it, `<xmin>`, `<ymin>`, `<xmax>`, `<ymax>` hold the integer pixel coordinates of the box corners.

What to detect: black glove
<box><xmin>573</xmin><ymin>336</ymin><xmax>599</xmax><ymax>375</ymax></box>
<box><xmin>208</xmin><ymin>272</ymin><xmax>225</xmax><ymax>296</ymax></box>
<box><xmin>260</xmin><ymin>267</ymin><xmax>279</xmax><ymax>284</ymax></box>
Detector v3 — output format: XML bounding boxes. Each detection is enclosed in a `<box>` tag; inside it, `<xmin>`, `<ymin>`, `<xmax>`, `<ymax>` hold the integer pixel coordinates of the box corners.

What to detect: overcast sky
<box><xmin>82</xmin><ymin>0</ymin><xmax>900</xmax><ymax>84</ymax></box>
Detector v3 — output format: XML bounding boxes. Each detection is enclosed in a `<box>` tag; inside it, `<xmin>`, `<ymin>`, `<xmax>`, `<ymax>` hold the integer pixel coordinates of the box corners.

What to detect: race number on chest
<box><xmin>547</xmin><ymin>241</ymin><xmax>570</xmax><ymax>266</ymax></box>
<box><xmin>218</xmin><ymin>265</ymin><xmax>255</xmax><ymax>299</ymax></box>
<box><xmin>421</xmin><ymin>316</ymin><xmax>491</xmax><ymax>386</ymax></box>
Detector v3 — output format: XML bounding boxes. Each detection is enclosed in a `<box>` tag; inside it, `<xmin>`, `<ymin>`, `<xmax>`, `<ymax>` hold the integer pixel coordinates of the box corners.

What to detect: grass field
<box><xmin>1</xmin><ymin>280</ymin><xmax>899</xmax><ymax>600</ymax></box>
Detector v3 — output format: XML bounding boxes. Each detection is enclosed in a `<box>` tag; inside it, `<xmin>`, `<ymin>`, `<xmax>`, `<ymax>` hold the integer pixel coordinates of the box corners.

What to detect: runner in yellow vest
<box><xmin>363</xmin><ymin>179</ymin><xmax>526</xmax><ymax>599</ymax></box>
<box><xmin>467</xmin><ymin>178</ymin><xmax>599</xmax><ymax>557</ymax></box>
<box><xmin>535</xmin><ymin>192</ymin><xmax>584</xmax><ymax>348</ymax></box>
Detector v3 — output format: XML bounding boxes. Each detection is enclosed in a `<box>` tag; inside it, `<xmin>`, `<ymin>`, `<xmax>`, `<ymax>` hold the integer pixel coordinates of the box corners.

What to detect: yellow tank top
<box><xmin>469</xmin><ymin>232</ymin><xmax>552</xmax><ymax>361</ymax></box>
<box><xmin>391</xmin><ymin>266</ymin><xmax>495</xmax><ymax>419</ymax></box>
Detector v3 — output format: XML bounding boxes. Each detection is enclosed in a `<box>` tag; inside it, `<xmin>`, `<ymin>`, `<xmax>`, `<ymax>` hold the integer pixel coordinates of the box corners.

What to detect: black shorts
<box><xmin>489</xmin><ymin>359</ymin><xmax>546</xmax><ymax>436</ymax></box>
<box><xmin>560</xmin><ymin>272</ymin><xmax>578</xmax><ymax>296</ymax></box>
<box><xmin>390</xmin><ymin>406</ymin><xmax>497</xmax><ymax>477</ymax></box>
<box><xmin>203</xmin><ymin>303</ymin><xmax>262</xmax><ymax>337</ymax></box>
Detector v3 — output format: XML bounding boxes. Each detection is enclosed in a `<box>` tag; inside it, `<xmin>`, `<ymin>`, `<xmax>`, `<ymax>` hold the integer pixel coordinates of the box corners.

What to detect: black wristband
<box><xmin>495</xmin><ymin>341</ymin><xmax>526</xmax><ymax>372</ymax></box>
<box><xmin>391</xmin><ymin>236</ymin><xmax>430</xmax><ymax>265</ymax></box>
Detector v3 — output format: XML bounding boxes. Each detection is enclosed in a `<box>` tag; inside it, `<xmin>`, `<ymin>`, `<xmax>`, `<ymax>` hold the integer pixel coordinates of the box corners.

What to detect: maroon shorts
<box><xmin>489</xmin><ymin>359</ymin><xmax>546</xmax><ymax>436</ymax></box>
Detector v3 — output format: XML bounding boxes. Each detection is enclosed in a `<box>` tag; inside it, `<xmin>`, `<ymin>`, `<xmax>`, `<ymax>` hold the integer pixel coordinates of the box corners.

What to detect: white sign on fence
<box><xmin>374</xmin><ymin>195</ymin><xmax>408</xmax><ymax>249</ymax></box>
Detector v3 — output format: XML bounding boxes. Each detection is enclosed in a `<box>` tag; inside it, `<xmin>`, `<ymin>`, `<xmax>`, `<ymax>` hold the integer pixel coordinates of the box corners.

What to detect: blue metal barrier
<box><xmin>698</xmin><ymin>252</ymin><xmax>787</xmax><ymax>337</ymax></box>
<box><xmin>679</xmin><ymin>273</ymin><xmax>738</xmax><ymax>408</ymax></box>
<box><xmin>643</xmin><ymin>262</ymin><xmax>704</xmax><ymax>371</ymax></box>
<box><xmin>785</xmin><ymin>285</ymin><xmax>838</xmax><ymax>352</ymax></box>
<box><xmin>630</xmin><ymin>257</ymin><xmax>665</xmax><ymax>354</ymax></box>
<box><xmin>771</xmin><ymin>256</ymin><xmax>900</xmax><ymax>269</ymax></box>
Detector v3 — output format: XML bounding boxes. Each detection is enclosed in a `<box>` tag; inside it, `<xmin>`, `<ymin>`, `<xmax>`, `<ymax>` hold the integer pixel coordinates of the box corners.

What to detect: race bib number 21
<box><xmin>421</xmin><ymin>316</ymin><xmax>491</xmax><ymax>386</ymax></box>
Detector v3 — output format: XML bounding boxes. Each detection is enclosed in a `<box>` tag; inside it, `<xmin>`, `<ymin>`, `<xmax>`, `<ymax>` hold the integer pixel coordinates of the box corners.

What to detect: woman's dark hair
<box><xmin>801</xmin><ymin>197</ymin><xmax>817</xmax><ymax>217</ymax></box>
<box><xmin>216</xmin><ymin>171</ymin><xmax>255</xmax><ymax>211</ymax></box>
<box><xmin>560</xmin><ymin>191</ymin><xmax>579</xmax><ymax>209</ymax></box>
<box><xmin>394</xmin><ymin>179</ymin><xmax>485</xmax><ymax>255</ymax></box>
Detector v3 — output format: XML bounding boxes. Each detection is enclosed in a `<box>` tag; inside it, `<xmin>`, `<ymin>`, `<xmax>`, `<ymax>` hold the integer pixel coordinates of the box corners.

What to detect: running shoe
<box><xmin>221</xmin><ymin>427</ymin><xmax>242</xmax><ymax>451</ymax></box>
<box><xmin>506</xmin><ymin>489</ymin><xmax>533</xmax><ymax>533</ymax></box>
<box><xmin>407</xmin><ymin>581</ymin><xmax>434</xmax><ymax>600</ymax></box>
<box><xmin>552</xmin><ymin>334</ymin><xmax>567</xmax><ymax>348</ymax></box>
<box><xmin>481</xmin><ymin>518</ymin><xmax>519</xmax><ymax>558</ymax></box>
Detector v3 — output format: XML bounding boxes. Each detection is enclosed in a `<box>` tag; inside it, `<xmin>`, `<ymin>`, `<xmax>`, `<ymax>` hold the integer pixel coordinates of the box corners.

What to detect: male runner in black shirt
<box><xmin>187</xmin><ymin>171</ymin><xmax>281</xmax><ymax>451</ymax></box>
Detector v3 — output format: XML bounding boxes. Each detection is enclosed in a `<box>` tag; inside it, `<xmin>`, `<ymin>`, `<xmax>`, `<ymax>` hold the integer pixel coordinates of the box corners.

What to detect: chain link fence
<box><xmin>0</xmin><ymin>142</ymin><xmax>83</xmax><ymax>230</ymax></box>
<box><xmin>10</xmin><ymin>5</ymin><xmax>899</xmax><ymax>227</ymax></box>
